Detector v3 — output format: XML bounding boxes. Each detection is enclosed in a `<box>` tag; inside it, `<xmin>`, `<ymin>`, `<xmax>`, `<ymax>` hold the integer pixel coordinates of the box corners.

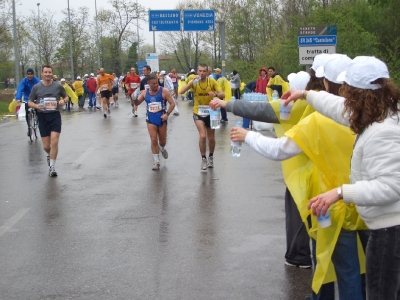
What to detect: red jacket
<box><xmin>86</xmin><ymin>77</ymin><xmax>97</xmax><ymax>93</ymax></box>
<box><xmin>255</xmin><ymin>67</ymin><xmax>269</xmax><ymax>94</ymax></box>
<box><xmin>125</xmin><ymin>74</ymin><xmax>141</xmax><ymax>94</ymax></box>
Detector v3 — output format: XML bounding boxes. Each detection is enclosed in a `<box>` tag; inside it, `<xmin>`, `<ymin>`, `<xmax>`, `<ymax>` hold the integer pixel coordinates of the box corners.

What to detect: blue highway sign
<box><xmin>183</xmin><ymin>10</ymin><xmax>215</xmax><ymax>31</ymax></box>
<box><xmin>149</xmin><ymin>10</ymin><xmax>181</xmax><ymax>31</ymax></box>
<box><xmin>298</xmin><ymin>35</ymin><xmax>337</xmax><ymax>46</ymax></box>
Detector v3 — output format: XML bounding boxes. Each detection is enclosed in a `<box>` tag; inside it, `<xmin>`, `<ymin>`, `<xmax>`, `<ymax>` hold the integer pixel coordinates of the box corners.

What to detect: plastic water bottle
<box><xmin>231</xmin><ymin>96</ymin><xmax>235</xmax><ymax>101</ymax></box>
<box><xmin>193</xmin><ymin>77</ymin><xmax>200</xmax><ymax>84</ymax></box>
<box><xmin>272</xmin><ymin>90</ymin><xmax>279</xmax><ymax>101</ymax></box>
<box><xmin>210</xmin><ymin>107</ymin><xmax>221</xmax><ymax>129</ymax></box>
<box><xmin>230</xmin><ymin>121</ymin><xmax>242</xmax><ymax>157</ymax></box>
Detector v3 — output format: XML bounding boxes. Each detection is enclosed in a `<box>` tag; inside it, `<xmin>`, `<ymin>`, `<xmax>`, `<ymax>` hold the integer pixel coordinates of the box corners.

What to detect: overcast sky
<box><xmin>16</xmin><ymin>0</ymin><xmax>181</xmax><ymax>46</ymax></box>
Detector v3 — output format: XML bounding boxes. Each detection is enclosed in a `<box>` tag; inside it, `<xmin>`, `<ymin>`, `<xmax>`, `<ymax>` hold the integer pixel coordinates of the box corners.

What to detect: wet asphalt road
<box><xmin>0</xmin><ymin>94</ymin><xmax>312</xmax><ymax>300</ymax></box>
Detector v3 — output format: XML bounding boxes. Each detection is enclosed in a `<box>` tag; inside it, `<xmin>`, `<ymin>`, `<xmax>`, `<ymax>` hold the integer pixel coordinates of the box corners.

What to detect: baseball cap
<box><xmin>60</xmin><ymin>78</ymin><xmax>66</xmax><ymax>82</ymax></box>
<box><xmin>90</xmin><ymin>73</ymin><xmax>94</xmax><ymax>77</ymax></box>
<box><xmin>26</xmin><ymin>68</ymin><xmax>34</xmax><ymax>75</ymax></box>
<box><xmin>316</xmin><ymin>54</ymin><xmax>352</xmax><ymax>84</ymax></box>
<box><xmin>190</xmin><ymin>69</ymin><xmax>195</xmax><ymax>73</ymax></box>
<box><xmin>84</xmin><ymin>74</ymin><xmax>88</xmax><ymax>77</ymax></box>
<box><xmin>180</xmin><ymin>75</ymin><xmax>185</xmax><ymax>80</ymax></box>
<box><xmin>77</xmin><ymin>76</ymin><xmax>81</xmax><ymax>79</ymax></box>
<box><xmin>311</xmin><ymin>54</ymin><xmax>331</xmax><ymax>71</ymax></box>
<box><xmin>336</xmin><ymin>56</ymin><xmax>389</xmax><ymax>90</ymax></box>
<box><xmin>160</xmin><ymin>70</ymin><xmax>166</xmax><ymax>75</ymax></box>
<box><xmin>288</xmin><ymin>71</ymin><xmax>311</xmax><ymax>90</ymax></box>
<box><xmin>214</xmin><ymin>68</ymin><xmax>221</xmax><ymax>72</ymax></box>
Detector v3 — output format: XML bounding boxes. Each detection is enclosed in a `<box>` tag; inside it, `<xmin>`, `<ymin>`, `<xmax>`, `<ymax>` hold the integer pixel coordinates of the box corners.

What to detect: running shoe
<box><xmin>284</xmin><ymin>261</ymin><xmax>312</xmax><ymax>269</ymax></box>
<box><xmin>103</xmin><ymin>113</ymin><xmax>107</xmax><ymax>118</ymax></box>
<box><xmin>152</xmin><ymin>162</ymin><xmax>160</xmax><ymax>170</ymax></box>
<box><xmin>161</xmin><ymin>149</ymin><xmax>168</xmax><ymax>159</ymax></box>
<box><xmin>47</xmin><ymin>155</ymin><xmax>50</xmax><ymax>167</ymax></box>
<box><xmin>207</xmin><ymin>156</ymin><xmax>214</xmax><ymax>168</ymax></box>
<box><xmin>173</xmin><ymin>112</ymin><xmax>179</xmax><ymax>116</ymax></box>
<box><xmin>96</xmin><ymin>106</ymin><xmax>101</xmax><ymax>110</ymax></box>
<box><xmin>134</xmin><ymin>111</ymin><xmax>138</xmax><ymax>117</ymax></box>
<box><xmin>132</xmin><ymin>107</ymin><xmax>135</xmax><ymax>114</ymax></box>
<box><xmin>201</xmin><ymin>158</ymin><xmax>207</xmax><ymax>170</ymax></box>
<box><xmin>49</xmin><ymin>166</ymin><xmax>58</xmax><ymax>177</ymax></box>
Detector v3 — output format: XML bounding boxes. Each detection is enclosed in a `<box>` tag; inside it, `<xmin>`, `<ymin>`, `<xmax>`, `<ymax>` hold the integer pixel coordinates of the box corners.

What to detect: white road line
<box><xmin>73</xmin><ymin>147</ymin><xmax>94</xmax><ymax>165</ymax></box>
<box><xmin>0</xmin><ymin>208</ymin><xmax>30</xmax><ymax>237</ymax></box>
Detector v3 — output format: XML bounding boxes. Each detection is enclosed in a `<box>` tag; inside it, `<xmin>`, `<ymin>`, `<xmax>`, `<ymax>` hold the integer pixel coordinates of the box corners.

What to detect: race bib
<box><xmin>43</xmin><ymin>97</ymin><xmax>57</xmax><ymax>111</ymax></box>
<box><xmin>101</xmin><ymin>84</ymin><xmax>108</xmax><ymax>91</ymax></box>
<box><xmin>130</xmin><ymin>83</ymin><xmax>138</xmax><ymax>89</ymax></box>
<box><xmin>148</xmin><ymin>102</ymin><xmax>162</xmax><ymax>113</ymax></box>
<box><xmin>198</xmin><ymin>105</ymin><xmax>210</xmax><ymax>117</ymax></box>
<box><xmin>171</xmin><ymin>77</ymin><xmax>177</xmax><ymax>83</ymax></box>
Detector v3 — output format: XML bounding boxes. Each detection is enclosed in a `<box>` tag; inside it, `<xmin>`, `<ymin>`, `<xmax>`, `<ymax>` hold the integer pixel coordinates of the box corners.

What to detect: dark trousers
<box><xmin>284</xmin><ymin>187</ymin><xmax>312</xmax><ymax>266</ymax></box>
<box><xmin>221</xmin><ymin>107</ymin><xmax>227</xmax><ymax>121</ymax></box>
<box><xmin>366</xmin><ymin>225</ymin><xmax>400</xmax><ymax>300</ymax></box>
<box><xmin>233</xmin><ymin>88</ymin><xmax>240</xmax><ymax>100</ymax></box>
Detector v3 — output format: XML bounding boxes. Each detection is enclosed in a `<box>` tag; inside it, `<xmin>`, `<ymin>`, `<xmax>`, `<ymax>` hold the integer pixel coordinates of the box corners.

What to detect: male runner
<box><xmin>28</xmin><ymin>65</ymin><xmax>68</xmax><ymax>177</ymax></box>
<box><xmin>16</xmin><ymin>68</ymin><xmax>41</xmax><ymax>136</ymax></box>
<box><xmin>137</xmin><ymin>65</ymin><xmax>152</xmax><ymax>117</ymax></box>
<box><xmin>135</xmin><ymin>73</ymin><xmax>175</xmax><ymax>170</ymax></box>
<box><xmin>125</xmin><ymin>67</ymin><xmax>141</xmax><ymax>115</ymax></box>
<box><xmin>96</xmin><ymin>68</ymin><xmax>114</xmax><ymax>118</ymax></box>
<box><xmin>111</xmin><ymin>72</ymin><xmax>119</xmax><ymax>106</ymax></box>
<box><xmin>179</xmin><ymin>64</ymin><xmax>225</xmax><ymax>170</ymax></box>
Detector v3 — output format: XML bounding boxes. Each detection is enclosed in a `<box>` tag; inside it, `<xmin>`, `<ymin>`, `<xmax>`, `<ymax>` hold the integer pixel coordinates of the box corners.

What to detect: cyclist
<box><xmin>15</xmin><ymin>68</ymin><xmax>41</xmax><ymax>136</ymax></box>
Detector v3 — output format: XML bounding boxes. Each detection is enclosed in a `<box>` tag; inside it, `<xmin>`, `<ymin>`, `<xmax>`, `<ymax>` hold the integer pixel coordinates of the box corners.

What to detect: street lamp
<box><xmin>67</xmin><ymin>0</ymin><xmax>74</xmax><ymax>79</ymax></box>
<box><xmin>95</xmin><ymin>0</ymin><xmax>101</xmax><ymax>69</ymax></box>
<box><xmin>136</xmin><ymin>0</ymin><xmax>140</xmax><ymax>60</ymax></box>
<box><xmin>37</xmin><ymin>3</ymin><xmax>41</xmax><ymax>68</ymax></box>
<box><xmin>12</xmin><ymin>0</ymin><xmax>20</xmax><ymax>84</ymax></box>
<box><xmin>188</xmin><ymin>4</ymin><xmax>192</xmax><ymax>69</ymax></box>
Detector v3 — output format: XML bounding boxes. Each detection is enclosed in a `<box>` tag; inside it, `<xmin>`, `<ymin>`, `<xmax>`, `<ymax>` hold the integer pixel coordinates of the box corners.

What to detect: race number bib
<box><xmin>171</xmin><ymin>77</ymin><xmax>177</xmax><ymax>83</ymax></box>
<box><xmin>43</xmin><ymin>97</ymin><xmax>57</xmax><ymax>111</ymax></box>
<box><xmin>148</xmin><ymin>102</ymin><xmax>162</xmax><ymax>113</ymax></box>
<box><xmin>101</xmin><ymin>84</ymin><xmax>108</xmax><ymax>91</ymax></box>
<box><xmin>130</xmin><ymin>83</ymin><xmax>138</xmax><ymax>89</ymax></box>
<box><xmin>198</xmin><ymin>105</ymin><xmax>210</xmax><ymax>117</ymax></box>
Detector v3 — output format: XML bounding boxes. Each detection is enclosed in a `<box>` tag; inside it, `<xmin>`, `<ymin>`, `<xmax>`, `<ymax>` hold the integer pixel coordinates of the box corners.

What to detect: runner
<box><xmin>135</xmin><ymin>73</ymin><xmax>175</xmax><ymax>170</ymax></box>
<box><xmin>96</xmin><ymin>68</ymin><xmax>114</xmax><ymax>118</ymax></box>
<box><xmin>111</xmin><ymin>72</ymin><xmax>119</xmax><ymax>106</ymax></box>
<box><xmin>28</xmin><ymin>65</ymin><xmax>68</xmax><ymax>177</ymax></box>
<box><xmin>179</xmin><ymin>64</ymin><xmax>225</xmax><ymax>170</ymax></box>
<box><xmin>137</xmin><ymin>65</ymin><xmax>152</xmax><ymax>117</ymax></box>
<box><xmin>124</xmin><ymin>67</ymin><xmax>141</xmax><ymax>115</ymax></box>
<box><xmin>160</xmin><ymin>70</ymin><xmax>179</xmax><ymax>116</ymax></box>
<box><xmin>169</xmin><ymin>68</ymin><xmax>179</xmax><ymax>98</ymax></box>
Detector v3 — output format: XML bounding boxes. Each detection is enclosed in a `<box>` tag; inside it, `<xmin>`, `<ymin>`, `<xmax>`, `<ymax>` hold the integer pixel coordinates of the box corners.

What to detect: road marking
<box><xmin>0</xmin><ymin>208</ymin><xmax>30</xmax><ymax>237</ymax></box>
<box><xmin>73</xmin><ymin>147</ymin><xmax>94</xmax><ymax>165</ymax></box>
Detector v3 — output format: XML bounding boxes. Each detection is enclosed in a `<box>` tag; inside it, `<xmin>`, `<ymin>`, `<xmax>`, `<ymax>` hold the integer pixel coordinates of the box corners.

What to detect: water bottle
<box><xmin>230</xmin><ymin>121</ymin><xmax>242</xmax><ymax>157</ymax></box>
<box><xmin>231</xmin><ymin>96</ymin><xmax>236</xmax><ymax>101</ymax></box>
<box><xmin>210</xmin><ymin>107</ymin><xmax>221</xmax><ymax>129</ymax></box>
<box><xmin>272</xmin><ymin>90</ymin><xmax>279</xmax><ymax>101</ymax></box>
<box><xmin>192</xmin><ymin>77</ymin><xmax>200</xmax><ymax>84</ymax></box>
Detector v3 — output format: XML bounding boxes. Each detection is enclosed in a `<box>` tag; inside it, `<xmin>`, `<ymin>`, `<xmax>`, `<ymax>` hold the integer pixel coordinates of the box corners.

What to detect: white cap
<box><xmin>316</xmin><ymin>54</ymin><xmax>352</xmax><ymax>84</ymax></box>
<box><xmin>288</xmin><ymin>71</ymin><xmax>311</xmax><ymax>90</ymax></box>
<box><xmin>311</xmin><ymin>54</ymin><xmax>331</xmax><ymax>71</ymax></box>
<box><xmin>181</xmin><ymin>75</ymin><xmax>185</xmax><ymax>80</ymax></box>
<box><xmin>77</xmin><ymin>76</ymin><xmax>81</xmax><ymax>79</ymax></box>
<box><xmin>60</xmin><ymin>78</ymin><xmax>66</xmax><ymax>82</ymax></box>
<box><xmin>160</xmin><ymin>70</ymin><xmax>166</xmax><ymax>75</ymax></box>
<box><xmin>84</xmin><ymin>74</ymin><xmax>88</xmax><ymax>77</ymax></box>
<box><xmin>336</xmin><ymin>56</ymin><xmax>389</xmax><ymax>90</ymax></box>
<box><xmin>90</xmin><ymin>73</ymin><xmax>94</xmax><ymax>77</ymax></box>
<box><xmin>190</xmin><ymin>69</ymin><xmax>195</xmax><ymax>73</ymax></box>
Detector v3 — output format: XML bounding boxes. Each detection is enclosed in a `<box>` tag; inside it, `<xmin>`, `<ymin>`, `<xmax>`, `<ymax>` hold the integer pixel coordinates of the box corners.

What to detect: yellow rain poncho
<box><xmin>178</xmin><ymin>79</ymin><xmax>187</xmax><ymax>97</ymax></box>
<box><xmin>217</xmin><ymin>77</ymin><xmax>232</xmax><ymax>101</ymax></box>
<box><xmin>62</xmin><ymin>83</ymin><xmax>78</xmax><ymax>104</ymax></box>
<box><xmin>267</xmin><ymin>75</ymin><xmax>289</xmax><ymax>101</ymax></box>
<box><xmin>8</xmin><ymin>99</ymin><xmax>21</xmax><ymax>113</ymax></box>
<box><xmin>284</xmin><ymin>112</ymin><xmax>368</xmax><ymax>293</ymax></box>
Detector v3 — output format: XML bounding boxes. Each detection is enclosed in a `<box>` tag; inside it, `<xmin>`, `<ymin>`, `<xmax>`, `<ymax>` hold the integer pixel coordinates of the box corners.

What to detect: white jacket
<box><xmin>307</xmin><ymin>91</ymin><xmax>400</xmax><ymax>229</ymax></box>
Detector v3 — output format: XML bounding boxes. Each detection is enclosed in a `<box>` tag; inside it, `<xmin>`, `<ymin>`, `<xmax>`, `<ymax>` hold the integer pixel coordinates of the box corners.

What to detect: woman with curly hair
<box><xmin>283</xmin><ymin>56</ymin><xmax>400</xmax><ymax>300</ymax></box>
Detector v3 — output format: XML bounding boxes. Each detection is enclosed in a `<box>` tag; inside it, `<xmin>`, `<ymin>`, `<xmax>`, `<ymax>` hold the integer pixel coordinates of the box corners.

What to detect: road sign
<box><xmin>183</xmin><ymin>10</ymin><xmax>215</xmax><ymax>31</ymax></box>
<box><xmin>298</xmin><ymin>25</ymin><xmax>337</xmax><ymax>36</ymax></box>
<box><xmin>146</xmin><ymin>53</ymin><xmax>159</xmax><ymax>72</ymax></box>
<box><xmin>149</xmin><ymin>10</ymin><xmax>181</xmax><ymax>31</ymax></box>
<box><xmin>298</xmin><ymin>35</ymin><xmax>337</xmax><ymax>46</ymax></box>
<box><xmin>298</xmin><ymin>46</ymin><xmax>336</xmax><ymax>65</ymax></box>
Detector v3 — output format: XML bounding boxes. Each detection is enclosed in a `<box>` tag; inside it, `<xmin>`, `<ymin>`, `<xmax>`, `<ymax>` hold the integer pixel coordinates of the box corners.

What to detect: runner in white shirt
<box><xmin>159</xmin><ymin>70</ymin><xmax>179</xmax><ymax>116</ymax></box>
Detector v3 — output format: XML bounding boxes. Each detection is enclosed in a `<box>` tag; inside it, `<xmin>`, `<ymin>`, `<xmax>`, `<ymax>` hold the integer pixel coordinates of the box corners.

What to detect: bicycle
<box><xmin>27</xmin><ymin>107</ymin><xmax>38</xmax><ymax>142</ymax></box>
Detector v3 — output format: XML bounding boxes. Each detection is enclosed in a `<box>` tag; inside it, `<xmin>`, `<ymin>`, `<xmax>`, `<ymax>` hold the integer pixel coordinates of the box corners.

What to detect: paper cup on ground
<box><xmin>317</xmin><ymin>210</ymin><xmax>331</xmax><ymax>228</ymax></box>
<box><xmin>280</xmin><ymin>99</ymin><xmax>294</xmax><ymax>120</ymax></box>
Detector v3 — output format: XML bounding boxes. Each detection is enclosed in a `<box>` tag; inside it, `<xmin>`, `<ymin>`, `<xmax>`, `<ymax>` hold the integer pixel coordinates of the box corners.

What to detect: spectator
<box><xmin>267</xmin><ymin>67</ymin><xmax>289</xmax><ymax>99</ymax></box>
<box><xmin>230</xmin><ymin>70</ymin><xmax>241</xmax><ymax>100</ymax></box>
<box><xmin>86</xmin><ymin>73</ymin><xmax>97</xmax><ymax>108</ymax></box>
<box><xmin>73</xmin><ymin>76</ymin><xmax>84</xmax><ymax>108</ymax></box>
<box><xmin>255</xmin><ymin>67</ymin><xmax>269</xmax><ymax>94</ymax></box>
<box><xmin>244</xmin><ymin>81</ymin><xmax>256</xmax><ymax>93</ymax></box>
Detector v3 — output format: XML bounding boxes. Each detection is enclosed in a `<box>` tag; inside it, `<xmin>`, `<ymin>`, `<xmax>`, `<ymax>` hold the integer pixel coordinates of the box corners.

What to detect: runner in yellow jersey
<box><xmin>179</xmin><ymin>64</ymin><xmax>225</xmax><ymax>170</ymax></box>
